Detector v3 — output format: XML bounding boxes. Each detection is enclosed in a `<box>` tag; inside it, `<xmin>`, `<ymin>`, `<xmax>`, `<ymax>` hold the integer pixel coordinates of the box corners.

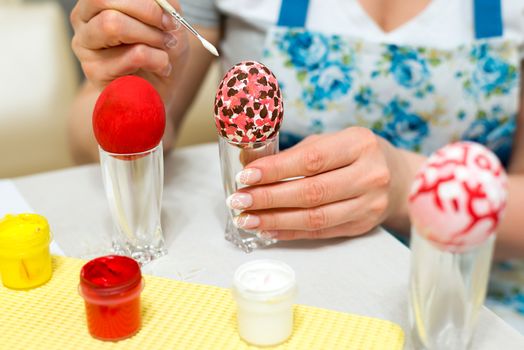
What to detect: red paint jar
<box><xmin>79</xmin><ymin>255</ymin><xmax>144</xmax><ymax>341</ymax></box>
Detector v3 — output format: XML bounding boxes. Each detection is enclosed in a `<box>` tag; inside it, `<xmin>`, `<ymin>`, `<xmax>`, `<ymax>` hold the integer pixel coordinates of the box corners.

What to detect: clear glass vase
<box><xmin>99</xmin><ymin>143</ymin><xmax>167</xmax><ymax>265</ymax></box>
<box><xmin>409</xmin><ymin>227</ymin><xmax>495</xmax><ymax>350</ymax></box>
<box><xmin>218</xmin><ymin>136</ymin><xmax>279</xmax><ymax>253</ymax></box>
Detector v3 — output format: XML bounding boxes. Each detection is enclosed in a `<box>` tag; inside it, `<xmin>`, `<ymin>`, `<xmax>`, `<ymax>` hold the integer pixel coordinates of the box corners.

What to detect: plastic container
<box><xmin>232</xmin><ymin>259</ymin><xmax>297</xmax><ymax>346</ymax></box>
<box><xmin>79</xmin><ymin>255</ymin><xmax>144</xmax><ymax>341</ymax></box>
<box><xmin>0</xmin><ymin>213</ymin><xmax>52</xmax><ymax>290</ymax></box>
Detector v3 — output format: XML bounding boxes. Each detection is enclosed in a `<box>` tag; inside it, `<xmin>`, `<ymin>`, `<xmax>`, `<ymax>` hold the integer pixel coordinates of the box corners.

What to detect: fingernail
<box><xmin>256</xmin><ymin>231</ymin><xmax>278</xmax><ymax>240</ymax></box>
<box><xmin>162</xmin><ymin>14</ymin><xmax>171</xmax><ymax>29</ymax></box>
<box><xmin>171</xmin><ymin>18</ymin><xmax>181</xmax><ymax>31</ymax></box>
<box><xmin>162</xmin><ymin>63</ymin><xmax>172</xmax><ymax>77</ymax></box>
<box><xmin>164</xmin><ymin>33</ymin><xmax>178</xmax><ymax>49</ymax></box>
<box><xmin>236</xmin><ymin>168</ymin><xmax>262</xmax><ymax>185</ymax></box>
<box><xmin>162</xmin><ymin>14</ymin><xmax>180</xmax><ymax>31</ymax></box>
<box><xmin>233</xmin><ymin>214</ymin><xmax>260</xmax><ymax>229</ymax></box>
<box><xmin>226</xmin><ymin>193</ymin><xmax>253</xmax><ymax>210</ymax></box>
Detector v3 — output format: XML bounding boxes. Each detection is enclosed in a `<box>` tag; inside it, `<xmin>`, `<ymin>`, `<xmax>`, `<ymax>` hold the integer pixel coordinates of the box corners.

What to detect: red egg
<box><xmin>93</xmin><ymin>76</ymin><xmax>166</xmax><ymax>154</ymax></box>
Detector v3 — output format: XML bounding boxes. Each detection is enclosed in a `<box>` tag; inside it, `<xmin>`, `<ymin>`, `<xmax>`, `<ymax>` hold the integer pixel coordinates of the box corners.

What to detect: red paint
<box><xmin>93</xmin><ymin>76</ymin><xmax>165</xmax><ymax>154</ymax></box>
<box><xmin>80</xmin><ymin>255</ymin><xmax>143</xmax><ymax>341</ymax></box>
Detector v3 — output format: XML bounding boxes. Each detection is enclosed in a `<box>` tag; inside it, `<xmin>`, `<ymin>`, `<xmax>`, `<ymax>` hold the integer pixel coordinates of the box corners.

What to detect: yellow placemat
<box><xmin>0</xmin><ymin>256</ymin><xmax>404</xmax><ymax>349</ymax></box>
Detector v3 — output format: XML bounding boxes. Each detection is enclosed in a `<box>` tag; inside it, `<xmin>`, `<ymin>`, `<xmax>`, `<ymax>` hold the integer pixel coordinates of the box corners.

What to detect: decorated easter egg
<box><xmin>214</xmin><ymin>61</ymin><xmax>284</xmax><ymax>143</ymax></box>
<box><xmin>93</xmin><ymin>76</ymin><xmax>165</xmax><ymax>154</ymax></box>
<box><xmin>408</xmin><ymin>142</ymin><xmax>507</xmax><ymax>252</ymax></box>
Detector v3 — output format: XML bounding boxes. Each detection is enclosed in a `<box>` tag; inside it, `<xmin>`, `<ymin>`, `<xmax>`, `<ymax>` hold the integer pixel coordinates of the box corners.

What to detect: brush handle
<box><xmin>155</xmin><ymin>0</ymin><xmax>218</xmax><ymax>55</ymax></box>
<box><xmin>155</xmin><ymin>0</ymin><xmax>201</xmax><ymax>39</ymax></box>
<box><xmin>169</xmin><ymin>8</ymin><xmax>200</xmax><ymax>38</ymax></box>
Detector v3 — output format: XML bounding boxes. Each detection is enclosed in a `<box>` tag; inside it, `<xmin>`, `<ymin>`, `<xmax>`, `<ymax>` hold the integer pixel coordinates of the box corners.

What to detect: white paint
<box><xmin>233</xmin><ymin>259</ymin><xmax>296</xmax><ymax>346</ymax></box>
<box><xmin>454</xmin><ymin>166</ymin><xmax>469</xmax><ymax>181</ymax></box>
<box><xmin>424</xmin><ymin>166</ymin><xmax>438</xmax><ymax>184</ymax></box>
<box><xmin>438</xmin><ymin>181</ymin><xmax>462</xmax><ymax>200</ymax></box>
<box><xmin>236</xmin><ymin>263</ymin><xmax>290</xmax><ymax>292</ymax></box>
<box><xmin>201</xmin><ymin>37</ymin><xmax>219</xmax><ymax>57</ymax></box>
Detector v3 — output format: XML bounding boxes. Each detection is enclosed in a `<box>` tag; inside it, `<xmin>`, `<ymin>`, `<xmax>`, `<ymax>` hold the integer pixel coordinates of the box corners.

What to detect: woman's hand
<box><xmin>70</xmin><ymin>0</ymin><xmax>188</xmax><ymax>103</ymax></box>
<box><xmin>67</xmin><ymin>0</ymin><xmax>218</xmax><ymax>164</ymax></box>
<box><xmin>228</xmin><ymin>127</ymin><xmax>415</xmax><ymax>240</ymax></box>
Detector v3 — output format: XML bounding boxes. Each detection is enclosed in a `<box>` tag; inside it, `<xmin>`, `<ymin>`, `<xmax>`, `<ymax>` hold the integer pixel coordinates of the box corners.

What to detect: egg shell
<box><xmin>93</xmin><ymin>76</ymin><xmax>165</xmax><ymax>154</ymax></box>
<box><xmin>214</xmin><ymin>61</ymin><xmax>284</xmax><ymax>144</ymax></box>
<box><xmin>408</xmin><ymin>142</ymin><xmax>507</xmax><ymax>252</ymax></box>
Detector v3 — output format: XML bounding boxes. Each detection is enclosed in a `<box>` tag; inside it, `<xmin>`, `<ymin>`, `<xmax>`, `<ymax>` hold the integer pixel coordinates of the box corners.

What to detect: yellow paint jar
<box><xmin>0</xmin><ymin>214</ymin><xmax>52</xmax><ymax>290</ymax></box>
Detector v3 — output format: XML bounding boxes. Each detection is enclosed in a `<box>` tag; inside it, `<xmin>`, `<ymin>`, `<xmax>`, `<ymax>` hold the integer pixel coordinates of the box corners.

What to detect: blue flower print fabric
<box><xmin>264</xmin><ymin>29</ymin><xmax>519</xmax><ymax>168</ymax></box>
<box><xmin>262</xmin><ymin>27</ymin><xmax>523</xmax><ymax>332</ymax></box>
<box><xmin>275</xmin><ymin>31</ymin><xmax>355</xmax><ymax>111</ymax></box>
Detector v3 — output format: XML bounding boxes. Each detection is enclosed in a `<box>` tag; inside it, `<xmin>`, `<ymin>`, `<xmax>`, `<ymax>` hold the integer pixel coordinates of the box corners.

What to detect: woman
<box><xmin>69</xmin><ymin>0</ymin><xmax>524</xmax><ymax>331</ymax></box>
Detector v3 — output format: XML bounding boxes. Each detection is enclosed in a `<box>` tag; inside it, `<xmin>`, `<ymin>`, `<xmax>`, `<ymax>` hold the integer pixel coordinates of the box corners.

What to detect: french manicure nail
<box><xmin>162</xmin><ymin>63</ymin><xmax>172</xmax><ymax>77</ymax></box>
<box><xmin>226</xmin><ymin>193</ymin><xmax>253</xmax><ymax>210</ymax></box>
<box><xmin>162</xmin><ymin>13</ymin><xmax>181</xmax><ymax>31</ymax></box>
<box><xmin>164</xmin><ymin>33</ymin><xmax>178</xmax><ymax>49</ymax></box>
<box><xmin>172</xmin><ymin>18</ymin><xmax>181</xmax><ymax>31</ymax></box>
<box><xmin>256</xmin><ymin>231</ymin><xmax>278</xmax><ymax>240</ymax></box>
<box><xmin>233</xmin><ymin>214</ymin><xmax>260</xmax><ymax>229</ymax></box>
<box><xmin>235</xmin><ymin>168</ymin><xmax>262</xmax><ymax>185</ymax></box>
<box><xmin>161</xmin><ymin>14</ymin><xmax>172</xmax><ymax>30</ymax></box>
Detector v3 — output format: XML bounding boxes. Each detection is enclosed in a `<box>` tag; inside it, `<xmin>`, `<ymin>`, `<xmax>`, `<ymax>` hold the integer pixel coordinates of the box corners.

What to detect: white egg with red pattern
<box><xmin>408</xmin><ymin>142</ymin><xmax>507</xmax><ymax>252</ymax></box>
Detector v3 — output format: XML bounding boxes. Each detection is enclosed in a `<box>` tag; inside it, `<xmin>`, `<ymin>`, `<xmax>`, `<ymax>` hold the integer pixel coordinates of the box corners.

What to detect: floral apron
<box><xmin>261</xmin><ymin>0</ymin><xmax>524</xmax><ymax>333</ymax></box>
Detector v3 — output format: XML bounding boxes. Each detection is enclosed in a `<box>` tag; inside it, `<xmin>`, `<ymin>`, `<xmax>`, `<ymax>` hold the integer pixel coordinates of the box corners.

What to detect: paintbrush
<box><xmin>155</xmin><ymin>0</ymin><xmax>219</xmax><ymax>56</ymax></box>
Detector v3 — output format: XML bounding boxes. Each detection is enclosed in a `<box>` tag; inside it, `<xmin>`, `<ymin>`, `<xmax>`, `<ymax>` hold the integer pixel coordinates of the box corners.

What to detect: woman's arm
<box><xmin>493</xmin><ymin>64</ymin><xmax>524</xmax><ymax>259</ymax></box>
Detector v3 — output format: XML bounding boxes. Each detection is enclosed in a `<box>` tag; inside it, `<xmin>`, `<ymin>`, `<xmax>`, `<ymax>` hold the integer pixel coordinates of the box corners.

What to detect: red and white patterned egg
<box><xmin>214</xmin><ymin>61</ymin><xmax>284</xmax><ymax>143</ymax></box>
<box><xmin>408</xmin><ymin>142</ymin><xmax>507</xmax><ymax>252</ymax></box>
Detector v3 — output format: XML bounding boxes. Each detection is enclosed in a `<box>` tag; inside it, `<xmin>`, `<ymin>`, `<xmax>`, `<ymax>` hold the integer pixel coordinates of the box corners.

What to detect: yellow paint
<box><xmin>0</xmin><ymin>214</ymin><xmax>52</xmax><ymax>289</ymax></box>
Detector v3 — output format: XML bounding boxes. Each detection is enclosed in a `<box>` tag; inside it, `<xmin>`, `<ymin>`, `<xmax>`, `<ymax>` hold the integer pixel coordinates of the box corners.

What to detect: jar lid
<box><xmin>233</xmin><ymin>259</ymin><xmax>296</xmax><ymax>302</ymax></box>
<box><xmin>80</xmin><ymin>255</ymin><xmax>142</xmax><ymax>296</ymax></box>
<box><xmin>0</xmin><ymin>214</ymin><xmax>51</xmax><ymax>250</ymax></box>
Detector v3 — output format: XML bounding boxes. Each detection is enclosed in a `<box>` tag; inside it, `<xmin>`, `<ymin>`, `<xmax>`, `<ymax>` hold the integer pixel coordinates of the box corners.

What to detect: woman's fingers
<box><xmin>236</xmin><ymin>128</ymin><xmax>376</xmax><ymax>185</ymax></box>
<box><xmin>79</xmin><ymin>44</ymin><xmax>171</xmax><ymax>85</ymax></box>
<box><xmin>71</xmin><ymin>0</ymin><xmax>186</xmax><ymax>88</ymax></box>
<box><xmin>233</xmin><ymin>193</ymin><xmax>387</xmax><ymax>232</ymax></box>
<box><xmin>75</xmin><ymin>10</ymin><xmax>172</xmax><ymax>50</ymax></box>
<box><xmin>73</xmin><ymin>0</ymin><xmax>181</xmax><ymax>31</ymax></box>
<box><xmin>228</xmin><ymin>128</ymin><xmax>398</xmax><ymax>240</ymax></box>
<box><xmin>259</xmin><ymin>221</ymin><xmax>378</xmax><ymax>241</ymax></box>
<box><xmin>229</xmin><ymin>163</ymin><xmax>369</xmax><ymax>210</ymax></box>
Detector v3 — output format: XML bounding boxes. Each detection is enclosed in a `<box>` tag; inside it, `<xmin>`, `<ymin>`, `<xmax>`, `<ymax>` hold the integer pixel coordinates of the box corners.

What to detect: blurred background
<box><xmin>0</xmin><ymin>0</ymin><xmax>219</xmax><ymax>178</ymax></box>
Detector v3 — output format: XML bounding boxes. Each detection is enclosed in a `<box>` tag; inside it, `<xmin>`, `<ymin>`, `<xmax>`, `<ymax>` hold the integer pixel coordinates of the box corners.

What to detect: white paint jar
<box><xmin>232</xmin><ymin>259</ymin><xmax>297</xmax><ymax>346</ymax></box>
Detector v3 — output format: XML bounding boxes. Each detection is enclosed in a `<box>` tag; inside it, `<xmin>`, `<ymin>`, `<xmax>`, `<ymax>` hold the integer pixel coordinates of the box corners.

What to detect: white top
<box><xmin>179</xmin><ymin>0</ymin><xmax>524</xmax><ymax>69</ymax></box>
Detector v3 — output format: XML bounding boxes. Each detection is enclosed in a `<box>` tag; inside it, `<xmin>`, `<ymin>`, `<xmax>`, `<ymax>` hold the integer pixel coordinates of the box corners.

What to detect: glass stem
<box><xmin>99</xmin><ymin>143</ymin><xmax>167</xmax><ymax>265</ymax></box>
<box><xmin>409</xmin><ymin>227</ymin><xmax>495</xmax><ymax>350</ymax></box>
<box><xmin>218</xmin><ymin>136</ymin><xmax>279</xmax><ymax>253</ymax></box>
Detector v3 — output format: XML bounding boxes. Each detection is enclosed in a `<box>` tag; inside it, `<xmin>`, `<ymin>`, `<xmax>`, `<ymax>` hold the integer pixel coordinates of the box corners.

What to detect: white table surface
<box><xmin>11</xmin><ymin>143</ymin><xmax>524</xmax><ymax>349</ymax></box>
